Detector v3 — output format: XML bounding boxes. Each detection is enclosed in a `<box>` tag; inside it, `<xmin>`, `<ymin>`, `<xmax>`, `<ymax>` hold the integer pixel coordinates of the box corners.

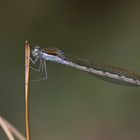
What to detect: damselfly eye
<box><xmin>32</xmin><ymin>46</ymin><xmax>41</xmax><ymax>57</ymax></box>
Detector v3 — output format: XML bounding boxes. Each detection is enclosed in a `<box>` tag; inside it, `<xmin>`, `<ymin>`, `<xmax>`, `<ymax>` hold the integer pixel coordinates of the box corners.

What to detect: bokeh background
<box><xmin>0</xmin><ymin>0</ymin><xmax>140</xmax><ymax>140</ymax></box>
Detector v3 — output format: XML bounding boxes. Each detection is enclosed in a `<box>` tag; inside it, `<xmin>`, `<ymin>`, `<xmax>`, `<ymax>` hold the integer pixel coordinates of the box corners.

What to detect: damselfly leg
<box><xmin>30</xmin><ymin>59</ymin><xmax>42</xmax><ymax>72</ymax></box>
<box><xmin>30</xmin><ymin>57</ymin><xmax>48</xmax><ymax>81</ymax></box>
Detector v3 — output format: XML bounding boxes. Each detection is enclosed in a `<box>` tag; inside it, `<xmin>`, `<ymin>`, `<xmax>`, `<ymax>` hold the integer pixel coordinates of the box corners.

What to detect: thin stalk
<box><xmin>25</xmin><ymin>40</ymin><xmax>31</xmax><ymax>140</ymax></box>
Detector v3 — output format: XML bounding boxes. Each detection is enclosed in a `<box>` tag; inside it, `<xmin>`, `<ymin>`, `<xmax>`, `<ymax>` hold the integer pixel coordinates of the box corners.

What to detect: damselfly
<box><xmin>30</xmin><ymin>46</ymin><xmax>140</xmax><ymax>86</ymax></box>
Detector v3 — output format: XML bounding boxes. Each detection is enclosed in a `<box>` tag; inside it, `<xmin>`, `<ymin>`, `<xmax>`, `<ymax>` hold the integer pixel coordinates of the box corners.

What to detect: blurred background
<box><xmin>0</xmin><ymin>0</ymin><xmax>140</xmax><ymax>140</ymax></box>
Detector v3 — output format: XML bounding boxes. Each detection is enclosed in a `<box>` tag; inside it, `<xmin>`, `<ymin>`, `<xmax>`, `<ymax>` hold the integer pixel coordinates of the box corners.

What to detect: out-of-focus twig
<box><xmin>0</xmin><ymin>116</ymin><xmax>26</xmax><ymax>140</ymax></box>
<box><xmin>0</xmin><ymin>116</ymin><xmax>15</xmax><ymax>140</ymax></box>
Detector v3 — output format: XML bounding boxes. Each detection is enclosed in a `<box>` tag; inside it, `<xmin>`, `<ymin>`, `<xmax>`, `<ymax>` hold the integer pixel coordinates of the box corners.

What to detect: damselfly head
<box><xmin>32</xmin><ymin>46</ymin><xmax>41</xmax><ymax>57</ymax></box>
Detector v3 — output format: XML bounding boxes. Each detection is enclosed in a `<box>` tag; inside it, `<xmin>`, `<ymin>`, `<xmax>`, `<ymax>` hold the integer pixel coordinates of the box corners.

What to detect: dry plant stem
<box><xmin>0</xmin><ymin>116</ymin><xmax>15</xmax><ymax>140</ymax></box>
<box><xmin>25</xmin><ymin>41</ymin><xmax>31</xmax><ymax>140</ymax></box>
<box><xmin>0</xmin><ymin>116</ymin><xmax>26</xmax><ymax>140</ymax></box>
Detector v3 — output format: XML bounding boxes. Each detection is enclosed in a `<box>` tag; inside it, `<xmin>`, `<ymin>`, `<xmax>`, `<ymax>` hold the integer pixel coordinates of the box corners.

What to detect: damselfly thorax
<box><xmin>30</xmin><ymin>46</ymin><xmax>140</xmax><ymax>87</ymax></box>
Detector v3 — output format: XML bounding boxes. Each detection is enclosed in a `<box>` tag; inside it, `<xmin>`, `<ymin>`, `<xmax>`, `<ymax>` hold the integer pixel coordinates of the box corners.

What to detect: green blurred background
<box><xmin>0</xmin><ymin>0</ymin><xmax>140</xmax><ymax>140</ymax></box>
